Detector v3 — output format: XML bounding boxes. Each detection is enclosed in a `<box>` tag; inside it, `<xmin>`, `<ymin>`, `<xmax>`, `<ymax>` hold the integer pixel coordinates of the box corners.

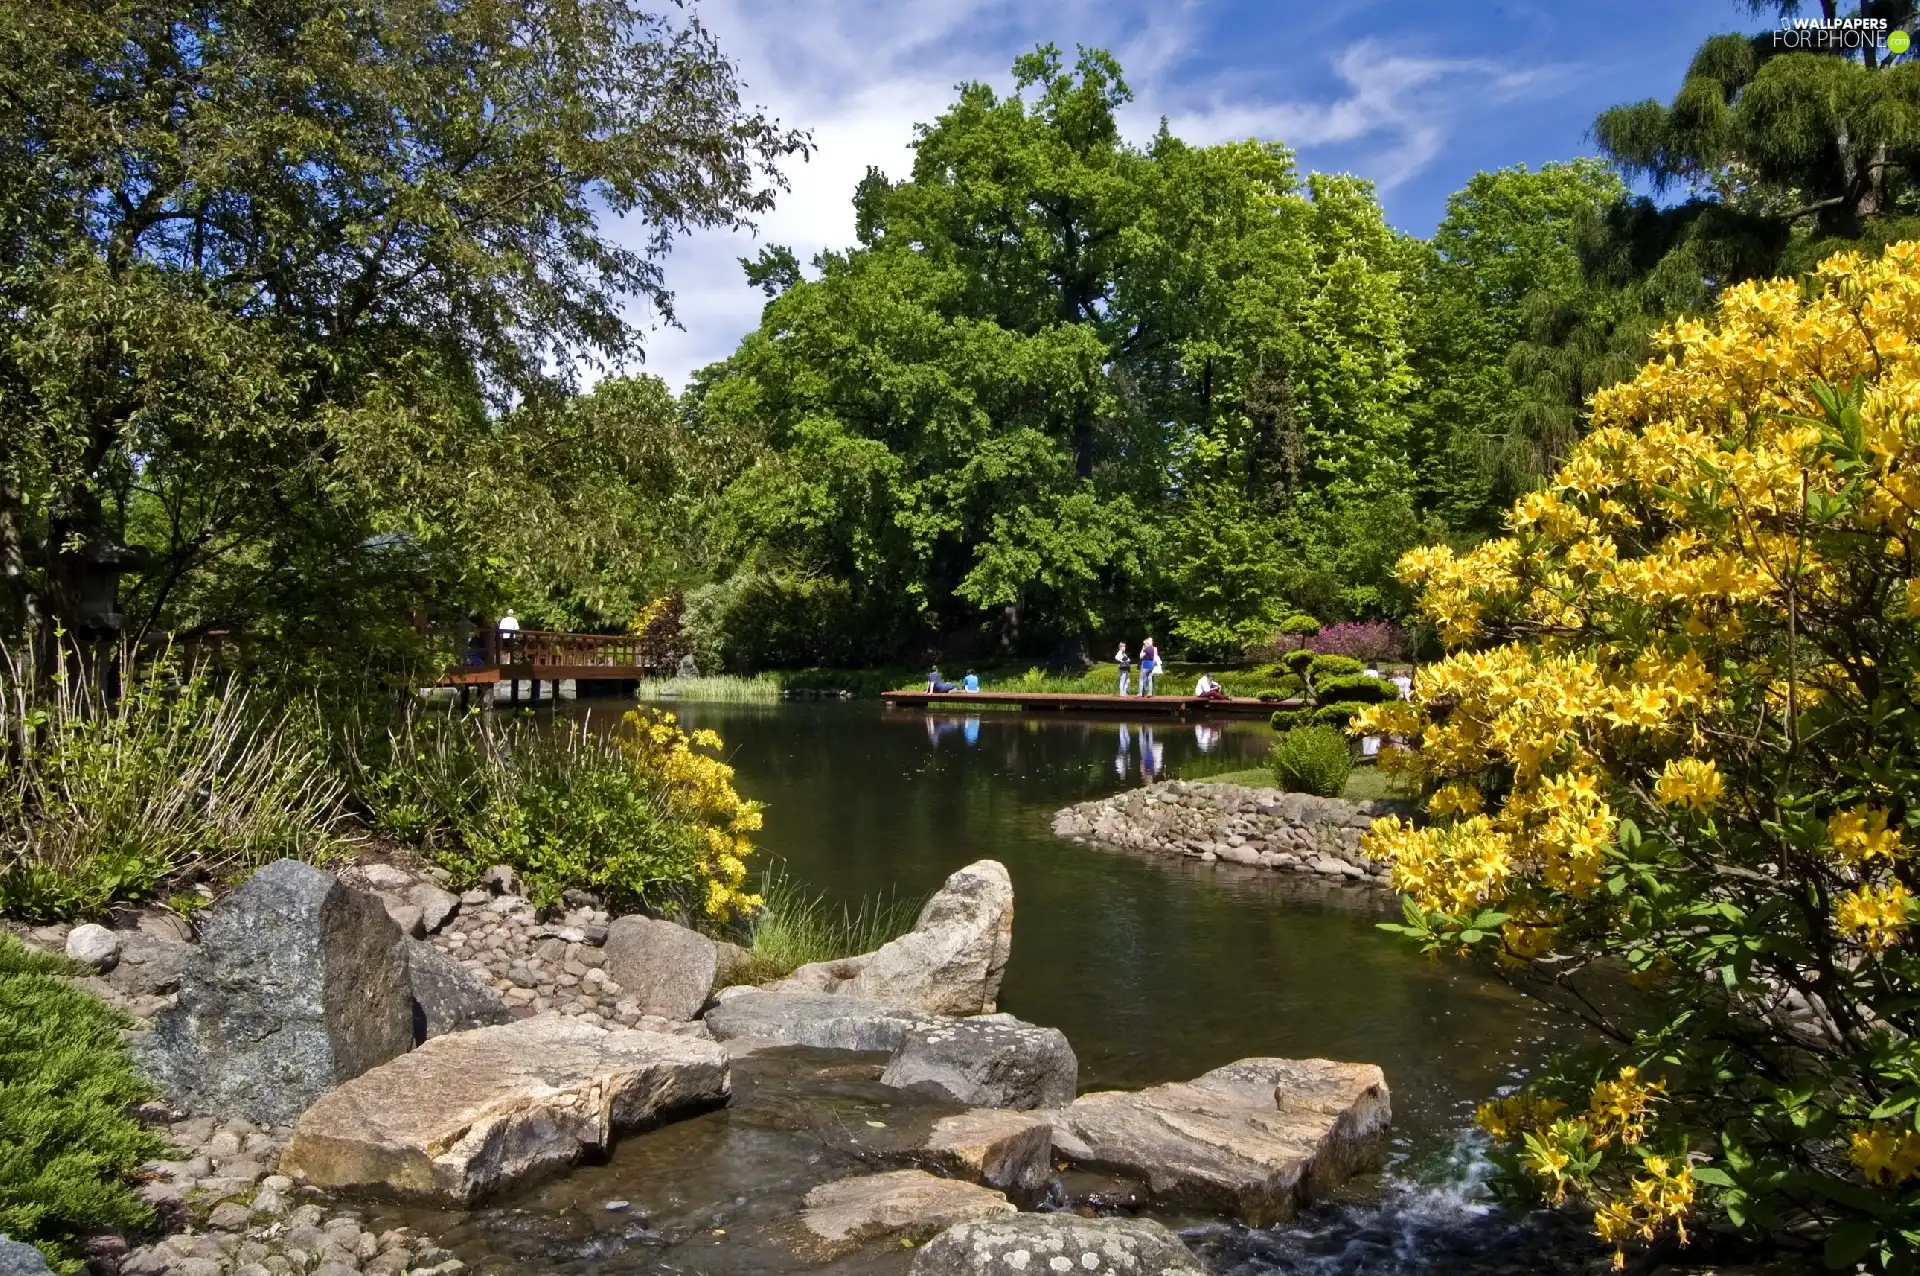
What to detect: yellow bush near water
<box><xmin>1360</xmin><ymin>244</ymin><xmax>1920</xmax><ymax>1266</ymax></box>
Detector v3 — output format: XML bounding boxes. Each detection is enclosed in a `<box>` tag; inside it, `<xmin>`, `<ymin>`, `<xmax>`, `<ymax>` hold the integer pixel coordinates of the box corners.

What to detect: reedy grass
<box><xmin>733</xmin><ymin>865</ymin><xmax>923</xmax><ymax>983</ymax></box>
<box><xmin>0</xmin><ymin>644</ymin><xmax>348</xmax><ymax>920</ymax></box>
<box><xmin>632</xmin><ymin>673</ymin><xmax>786</xmax><ymax>702</ymax></box>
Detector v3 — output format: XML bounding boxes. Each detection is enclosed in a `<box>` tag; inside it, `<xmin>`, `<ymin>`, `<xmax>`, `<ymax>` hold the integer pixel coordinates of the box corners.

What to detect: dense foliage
<box><xmin>355</xmin><ymin>706</ymin><xmax>762</xmax><ymax>919</ymax></box>
<box><xmin>0</xmin><ymin>0</ymin><xmax>803</xmax><ymax>666</ymax></box>
<box><xmin>0</xmin><ymin>935</ymin><xmax>169</xmax><ymax>1273</ymax></box>
<box><xmin>1363</xmin><ymin>246</ymin><xmax>1920</xmax><ymax>1270</ymax></box>
<box><xmin>1266</xmin><ymin>726</ymin><xmax>1352</xmax><ymax>799</ymax></box>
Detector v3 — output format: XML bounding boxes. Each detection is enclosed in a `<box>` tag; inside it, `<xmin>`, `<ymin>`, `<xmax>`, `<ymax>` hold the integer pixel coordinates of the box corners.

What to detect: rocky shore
<box><xmin>5</xmin><ymin>852</ymin><xmax>1395</xmax><ymax>1276</ymax></box>
<box><xmin>1052</xmin><ymin>781</ymin><xmax>1401</xmax><ymax>885</ymax></box>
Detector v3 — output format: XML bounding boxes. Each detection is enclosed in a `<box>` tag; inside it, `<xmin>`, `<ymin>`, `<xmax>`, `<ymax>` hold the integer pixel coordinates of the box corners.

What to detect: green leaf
<box><xmin>1825</xmin><ymin>1219</ymin><xmax>1879</xmax><ymax>1269</ymax></box>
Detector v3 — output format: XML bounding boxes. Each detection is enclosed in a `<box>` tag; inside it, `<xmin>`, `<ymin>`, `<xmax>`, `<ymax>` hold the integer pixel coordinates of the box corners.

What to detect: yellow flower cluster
<box><xmin>1652</xmin><ymin>758</ymin><xmax>1722</xmax><ymax>813</ymax></box>
<box><xmin>1586</xmin><ymin>1066</ymin><xmax>1664</xmax><ymax>1149</ymax></box>
<box><xmin>1475</xmin><ymin>1093</ymin><xmax>1565</xmax><ymax>1140</ymax></box>
<box><xmin>1835</xmin><ymin>881</ymin><xmax>1912</xmax><ymax>955</ymax></box>
<box><xmin>1850</xmin><ymin>1123</ymin><xmax>1920</xmax><ymax>1186</ymax></box>
<box><xmin>1360</xmin><ymin>246</ymin><xmax>1920</xmax><ymax>959</ymax></box>
<box><xmin>1593</xmin><ymin>1156</ymin><xmax>1696</xmax><ymax>1271</ymax></box>
<box><xmin>1828</xmin><ymin>805</ymin><xmax>1906</xmax><ymax>863</ymax></box>
<box><xmin>621</xmin><ymin>709</ymin><xmax>764</xmax><ymax>918</ymax></box>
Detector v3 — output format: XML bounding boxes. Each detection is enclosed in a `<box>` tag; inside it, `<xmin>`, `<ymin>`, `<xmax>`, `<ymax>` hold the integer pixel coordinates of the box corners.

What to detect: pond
<box><xmin>392</xmin><ymin>698</ymin><xmax>1584</xmax><ymax>1275</ymax></box>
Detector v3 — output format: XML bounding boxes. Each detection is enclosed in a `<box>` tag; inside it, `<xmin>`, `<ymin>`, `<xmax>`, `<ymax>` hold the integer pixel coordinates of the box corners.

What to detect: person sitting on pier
<box><xmin>1193</xmin><ymin>672</ymin><xmax>1227</xmax><ymax>700</ymax></box>
<box><xmin>927</xmin><ymin>666</ymin><xmax>959</xmax><ymax>693</ymax></box>
<box><xmin>963</xmin><ymin>669</ymin><xmax>980</xmax><ymax>692</ymax></box>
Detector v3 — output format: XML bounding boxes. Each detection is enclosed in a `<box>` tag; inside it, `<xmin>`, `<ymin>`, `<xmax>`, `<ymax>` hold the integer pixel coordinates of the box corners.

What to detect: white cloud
<box><xmin>1159</xmin><ymin>41</ymin><xmax>1559</xmax><ymax>188</ymax></box>
<box><xmin>611</xmin><ymin>7</ymin><xmax>1563</xmax><ymax>390</ymax></box>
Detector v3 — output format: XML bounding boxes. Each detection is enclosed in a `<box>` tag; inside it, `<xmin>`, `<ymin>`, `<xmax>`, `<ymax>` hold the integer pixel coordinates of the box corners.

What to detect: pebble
<box><xmin>605</xmin><ymin>1200</ymin><xmax>631</xmax><ymax>1212</ymax></box>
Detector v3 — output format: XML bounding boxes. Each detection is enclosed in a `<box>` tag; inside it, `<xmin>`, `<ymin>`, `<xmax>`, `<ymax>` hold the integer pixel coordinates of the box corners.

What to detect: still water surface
<box><xmin>400</xmin><ymin>698</ymin><xmax>1580</xmax><ymax>1274</ymax></box>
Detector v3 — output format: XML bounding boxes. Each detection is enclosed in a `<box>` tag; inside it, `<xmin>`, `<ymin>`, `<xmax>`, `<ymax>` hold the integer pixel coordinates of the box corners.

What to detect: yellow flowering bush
<box><xmin>620</xmin><ymin>708</ymin><xmax>763</xmax><ymax>918</ymax></box>
<box><xmin>1368</xmin><ymin>245</ymin><xmax>1920</xmax><ymax>1271</ymax></box>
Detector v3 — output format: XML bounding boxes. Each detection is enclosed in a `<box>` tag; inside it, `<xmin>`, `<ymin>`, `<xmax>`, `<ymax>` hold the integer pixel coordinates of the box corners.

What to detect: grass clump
<box><xmin>0</xmin><ymin>645</ymin><xmax>347</xmax><ymax>921</ymax></box>
<box><xmin>732</xmin><ymin>867</ymin><xmax>923</xmax><ymax>983</ymax></box>
<box><xmin>1267</xmin><ymin>726</ymin><xmax>1354</xmax><ymax>798</ymax></box>
<box><xmin>631</xmin><ymin>673</ymin><xmax>785</xmax><ymax>702</ymax></box>
<box><xmin>0</xmin><ymin>935</ymin><xmax>171</xmax><ymax>1272</ymax></box>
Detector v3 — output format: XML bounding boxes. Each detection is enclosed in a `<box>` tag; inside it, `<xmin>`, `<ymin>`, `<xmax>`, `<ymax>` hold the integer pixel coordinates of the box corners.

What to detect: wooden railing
<box><xmin>495</xmin><ymin>629</ymin><xmax>665</xmax><ymax>673</ymax></box>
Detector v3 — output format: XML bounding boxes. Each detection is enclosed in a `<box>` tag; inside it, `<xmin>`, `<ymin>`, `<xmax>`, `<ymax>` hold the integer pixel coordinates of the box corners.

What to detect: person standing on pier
<box><xmin>1115</xmin><ymin>641</ymin><xmax>1132</xmax><ymax>696</ymax></box>
<box><xmin>1139</xmin><ymin>635</ymin><xmax>1159</xmax><ymax>696</ymax></box>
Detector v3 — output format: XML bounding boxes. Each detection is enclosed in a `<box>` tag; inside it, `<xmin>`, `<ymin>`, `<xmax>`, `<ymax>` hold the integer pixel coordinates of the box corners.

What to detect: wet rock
<box><xmin>910</xmin><ymin>1214</ymin><xmax>1205</xmax><ymax>1276</ymax></box>
<box><xmin>881</xmin><ymin>1013</ymin><xmax>1076</xmax><ymax>1110</ymax></box>
<box><xmin>798</xmin><ymin>1170</ymin><xmax>1012</xmax><ymax>1256</ymax></box>
<box><xmin>0</xmin><ymin>1235</ymin><xmax>53</xmax><ymax>1276</ymax></box>
<box><xmin>1051</xmin><ymin>1057</ymin><xmax>1390</xmax><ymax>1225</ymax></box>
<box><xmin>601</xmin><ymin>916</ymin><xmax>717</xmax><ymax>1020</ymax></box>
<box><xmin>65</xmin><ymin>923</ymin><xmax>120</xmax><ymax>971</ymax></box>
<box><xmin>773</xmin><ymin>860</ymin><xmax>1013</xmax><ymax>1016</ymax></box>
<box><xmin>920</xmin><ymin>1108</ymin><xmax>1053</xmax><ymax>1194</ymax></box>
<box><xmin>279</xmin><ymin>1014</ymin><xmax>730</xmax><ymax>1204</ymax></box>
<box><xmin>406</xmin><ymin>942</ymin><xmax>512</xmax><ymax>1042</ymax></box>
<box><xmin>705</xmin><ymin>989</ymin><xmax>936</xmax><ymax>1053</ymax></box>
<box><xmin>141</xmin><ymin>860</ymin><xmax>414</xmax><ymax>1127</ymax></box>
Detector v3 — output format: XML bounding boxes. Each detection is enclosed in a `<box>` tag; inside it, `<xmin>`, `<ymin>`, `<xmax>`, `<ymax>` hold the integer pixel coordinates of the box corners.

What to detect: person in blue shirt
<box><xmin>963</xmin><ymin>670</ymin><xmax>980</xmax><ymax>692</ymax></box>
<box><xmin>1138</xmin><ymin>635</ymin><xmax>1159</xmax><ymax>696</ymax></box>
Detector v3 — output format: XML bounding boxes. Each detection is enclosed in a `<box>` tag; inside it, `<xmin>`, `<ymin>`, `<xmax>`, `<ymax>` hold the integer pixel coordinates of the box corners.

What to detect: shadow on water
<box><xmin>459</xmin><ymin>696</ymin><xmax>1588</xmax><ymax>1274</ymax></box>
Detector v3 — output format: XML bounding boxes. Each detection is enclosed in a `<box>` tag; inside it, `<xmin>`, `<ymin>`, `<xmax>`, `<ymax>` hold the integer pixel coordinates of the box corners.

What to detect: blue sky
<box><xmin>624</xmin><ymin>0</ymin><xmax>1754</xmax><ymax>388</ymax></box>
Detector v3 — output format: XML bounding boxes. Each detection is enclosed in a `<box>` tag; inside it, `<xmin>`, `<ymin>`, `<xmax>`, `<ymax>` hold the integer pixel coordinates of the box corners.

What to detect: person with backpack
<box><xmin>1139</xmin><ymin>635</ymin><xmax>1159</xmax><ymax>696</ymax></box>
<box><xmin>1114</xmin><ymin>642</ymin><xmax>1132</xmax><ymax>696</ymax></box>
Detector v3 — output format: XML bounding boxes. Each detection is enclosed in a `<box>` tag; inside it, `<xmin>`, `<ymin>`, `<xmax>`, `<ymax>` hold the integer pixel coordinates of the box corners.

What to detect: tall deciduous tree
<box><xmin>0</xmin><ymin>0</ymin><xmax>804</xmax><ymax>662</ymax></box>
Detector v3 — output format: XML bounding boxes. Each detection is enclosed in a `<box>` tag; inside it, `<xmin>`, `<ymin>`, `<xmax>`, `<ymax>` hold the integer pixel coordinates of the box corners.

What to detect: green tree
<box><xmin>0</xmin><ymin>0</ymin><xmax>804</xmax><ymax>666</ymax></box>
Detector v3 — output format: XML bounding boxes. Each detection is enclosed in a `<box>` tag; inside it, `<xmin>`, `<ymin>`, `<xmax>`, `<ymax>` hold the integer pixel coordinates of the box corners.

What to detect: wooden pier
<box><xmin>881</xmin><ymin>690</ymin><xmax>1292</xmax><ymax>719</ymax></box>
<box><xmin>440</xmin><ymin>628</ymin><xmax>671</xmax><ymax>703</ymax></box>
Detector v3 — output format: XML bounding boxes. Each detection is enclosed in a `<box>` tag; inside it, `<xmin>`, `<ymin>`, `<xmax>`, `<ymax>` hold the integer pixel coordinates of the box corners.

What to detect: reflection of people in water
<box><xmin>1138</xmin><ymin>726</ymin><xmax>1164</xmax><ymax>782</ymax></box>
<box><xmin>925</xmin><ymin>715</ymin><xmax>962</xmax><ymax>745</ymax></box>
<box><xmin>1193</xmin><ymin>722</ymin><xmax>1222</xmax><ymax>753</ymax></box>
<box><xmin>963</xmin><ymin>716</ymin><xmax>980</xmax><ymax>745</ymax></box>
<box><xmin>1115</xmin><ymin>722</ymin><xmax>1131</xmax><ymax>777</ymax></box>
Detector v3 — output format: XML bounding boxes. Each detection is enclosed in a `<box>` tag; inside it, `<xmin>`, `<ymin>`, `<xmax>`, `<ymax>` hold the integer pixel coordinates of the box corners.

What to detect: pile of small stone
<box><xmin>1051</xmin><ymin>781</ymin><xmax>1399</xmax><ymax>883</ymax></box>
<box><xmin>119</xmin><ymin>1114</ymin><xmax>462</xmax><ymax>1276</ymax></box>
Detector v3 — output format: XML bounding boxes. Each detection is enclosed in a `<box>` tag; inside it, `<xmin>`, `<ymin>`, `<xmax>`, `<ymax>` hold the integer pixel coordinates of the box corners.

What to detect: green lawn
<box><xmin>1176</xmin><ymin>761</ymin><xmax>1401</xmax><ymax>803</ymax></box>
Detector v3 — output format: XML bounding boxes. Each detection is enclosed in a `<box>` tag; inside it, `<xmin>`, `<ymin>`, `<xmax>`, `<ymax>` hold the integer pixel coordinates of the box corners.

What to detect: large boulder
<box><xmin>919</xmin><ymin>1109</ymin><xmax>1053</xmax><ymax>1195</ymax></box>
<box><xmin>910</xmin><ymin>1215</ymin><xmax>1205</xmax><ymax>1276</ymax></box>
<box><xmin>881</xmin><ymin>1013</ymin><xmax>1076</xmax><ymax>1110</ymax></box>
<box><xmin>705</xmin><ymin>989</ymin><xmax>937</xmax><ymax>1054</ymax></box>
<box><xmin>772</xmin><ymin>861</ymin><xmax>1013</xmax><ymax>1015</ymax></box>
<box><xmin>601</xmin><ymin>916</ymin><xmax>718</xmax><ymax>1020</ymax></box>
<box><xmin>0</xmin><ymin>1235</ymin><xmax>53</xmax><ymax>1276</ymax></box>
<box><xmin>1050</xmin><ymin>1057</ymin><xmax>1390</xmax><ymax>1225</ymax></box>
<box><xmin>406</xmin><ymin>942</ymin><xmax>511</xmax><ymax>1042</ymax></box>
<box><xmin>797</xmin><ymin>1170</ymin><xmax>1012</xmax><ymax>1257</ymax></box>
<box><xmin>141</xmin><ymin>860</ymin><xmax>414</xmax><ymax>1127</ymax></box>
<box><xmin>279</xmin><ymin>1015</ymin><xmax>729</xmax><ymax>1204</ymax></box>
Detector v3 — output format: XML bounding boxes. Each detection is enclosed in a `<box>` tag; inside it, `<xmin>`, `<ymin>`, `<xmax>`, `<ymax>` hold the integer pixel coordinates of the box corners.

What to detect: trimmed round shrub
<box><xmin>1311</xmin><ymin>701</ymin><xmax>1374</xmax><ymax>728</ymax></box>
<box><xmin>1281</xmin><ymin>649</ymin><xmax>1316</xmax><ymax>675</ymax></box>
<box><xmin>1267</xmin><ymin>726</ymin><xmax>1353</xmax><ymax>797</ymax></box>
<box><xmin>1279</xmin><ymin>613</ymin><xmax>1322</xmax><ymax>636</ymax></box>
<box><xmin>1269</xmin><ymin>707</ymin><xmax>1311</xmax><ymax>730</ymax></box>
<box><xmin>1314</xmin><ymin>673</ymin><xmax>1395</xmax><ymax>703</ymax></box>
<box><xmin>1307</xmin><ymin>653</ymin><xmax>1365</xmax><ymax>679</ymax></box>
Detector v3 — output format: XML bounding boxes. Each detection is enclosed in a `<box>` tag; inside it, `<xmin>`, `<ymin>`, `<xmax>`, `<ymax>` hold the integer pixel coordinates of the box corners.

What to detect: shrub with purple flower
<box><xmin>1308</xmin><ymin>620</ymin><xmax>1407</xmax><ymax>662</ymax></box>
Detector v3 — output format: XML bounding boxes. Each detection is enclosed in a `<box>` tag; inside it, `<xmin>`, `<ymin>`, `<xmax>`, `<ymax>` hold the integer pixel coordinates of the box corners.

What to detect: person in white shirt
<box><xmin>497</xmin><ymin>610</ymin><xmax>521</xmax><ymax>634</ymax></box>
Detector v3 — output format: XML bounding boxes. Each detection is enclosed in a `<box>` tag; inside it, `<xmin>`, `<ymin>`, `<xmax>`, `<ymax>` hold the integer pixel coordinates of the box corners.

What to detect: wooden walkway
<box><xmin>882</xmin><ymin>690</ymin><xmax>1293</xmax><ymax>718</ymax></box>
<box><xmin>441</xmin><ymin>628</ymin><xmax>669</xmax><ymax>698</ymax></box>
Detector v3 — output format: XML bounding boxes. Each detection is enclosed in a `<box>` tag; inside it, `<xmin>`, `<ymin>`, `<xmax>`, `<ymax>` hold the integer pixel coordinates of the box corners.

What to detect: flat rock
<box><xmin>141</xmin><ymin>860</ymin><xmax>414</xmax><ymax>1127</ymax></box>
<box><xmin>406</xmin><ymin>941</ymin><xmax>511</xmax><ymax>1042</ymax></box>
<box><xmin>921</xmin><ymin>1109</ymin><xmax>1053</xmax><ymax>1194</ymax></box>
<box><xmin>881</xmin><ymin>1013</ymin><xmax>1076</xmax><ymax>1110</ymax></box>
<box><xmin>602</xmin><ymin>916</ymin><xmax>717</xmax><ymax>1020</ymax></box>
<box><xmin>280</xmin><ymin>1015</ymin><xmax>730</xmax><ymax>1204</ymax></box>
<box><xmin>773</xmin><ymin>860</ymin><xmax>1012</xmax><ymax>1016</ymax></box>
<box><xmin>910</xmin><ymin>1215</ymin><xmax>1205</xmax><ymax>1276</ymax></box>
<box><xmin>1051</xmin><ymin>1057</ymin><xmax>1389</xmax><ymax>1225</ymax></box>
<box><xmin>359</xmin><ymin>864</ymin><xmax>415</xmax><ymax>892</ymax></box>
<box><xmin>798</xmin><ymin>1170</ymin><xmax>1011</xmax><ymax>1256</ymax></box>
<box><xmin>0</xmin><ymin>1235</ymin><xmax>52</xmax><ymax>1276</ymax></box>
<box><xmin>106</xmin><ymin>931</ymin><xmax>193</xmax><ymax>997</ymax></box>
<box><xmin>705</xmin><ymin>989</ymin><xmax>937</xmax><ymax>1053</ymax></box>
<box><xmin>410</xmin><ymin>884</ymin><xmax>460</xmax><ymax>934</ymax></box>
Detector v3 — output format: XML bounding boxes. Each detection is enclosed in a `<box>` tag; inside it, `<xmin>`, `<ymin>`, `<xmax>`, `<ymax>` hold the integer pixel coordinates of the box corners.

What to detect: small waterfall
<box><xmin>1183</xmin><ymin>1133</ymin><xmax>1595</xmax><ymax>1275</ymax></box>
